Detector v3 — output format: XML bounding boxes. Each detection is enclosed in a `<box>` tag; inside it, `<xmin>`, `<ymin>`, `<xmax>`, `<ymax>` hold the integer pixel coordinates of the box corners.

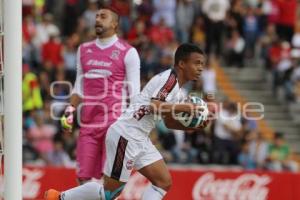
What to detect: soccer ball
<box><xmin>176</xmin><ymin>96</ymin><xmax>209</xmax><ymax>128</ymax></box>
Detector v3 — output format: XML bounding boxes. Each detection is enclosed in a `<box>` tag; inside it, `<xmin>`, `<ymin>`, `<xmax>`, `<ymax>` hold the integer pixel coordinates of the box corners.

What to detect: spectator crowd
<box><xmin>22</xmin><ymin>0</ymin><xmax>299</xmax><ymax>172</ymax></box>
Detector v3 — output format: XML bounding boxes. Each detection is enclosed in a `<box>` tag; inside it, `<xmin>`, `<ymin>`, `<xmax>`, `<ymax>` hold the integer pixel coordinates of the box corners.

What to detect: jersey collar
<box><xmin>95</xmin><ymin>34</ymin><xmax>118</xmax><ymax>49</ymax></box>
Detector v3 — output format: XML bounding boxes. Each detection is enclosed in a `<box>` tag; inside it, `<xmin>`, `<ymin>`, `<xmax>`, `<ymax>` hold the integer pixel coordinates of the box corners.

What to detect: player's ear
<box><xmin>112</xmin><ymin>21</ymin><xmax>118</xmax><ymax>30</ymax></box>
<box><xmin>111</xmin><ymin>11</ymin><xmax>119</xmax><ymax>30</ymax></box>
<box><xmin>178</xmin><ymin>60</ymin><xmax>185</xmax><ymax>70</ymax></box>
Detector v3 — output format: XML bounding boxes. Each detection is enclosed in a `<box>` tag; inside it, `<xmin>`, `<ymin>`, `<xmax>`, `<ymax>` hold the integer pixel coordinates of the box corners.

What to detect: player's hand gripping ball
<box><xmin>176</xmin><ymin>96</ymin><xmax>209</xmax><ymax>128</ymax></box>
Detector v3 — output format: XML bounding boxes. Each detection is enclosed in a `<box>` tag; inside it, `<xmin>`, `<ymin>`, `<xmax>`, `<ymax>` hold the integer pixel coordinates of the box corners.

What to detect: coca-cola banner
<box><xmin>19</xmin><ymin>166</ymin><xmax>300</xmax><ymax>200</ymax></box>
<box><xmin>166</xmin><ymin>170</ymin><xmax>300</xmax><ymax>200</ymax></box>
<box><xmin>22</xmin><ymin>166</ymin><xmax>77</xmax><ymax>199</ymax></box>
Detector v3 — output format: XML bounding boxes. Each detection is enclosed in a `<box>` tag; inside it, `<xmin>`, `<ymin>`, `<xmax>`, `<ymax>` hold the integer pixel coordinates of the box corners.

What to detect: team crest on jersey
<box><xmin>126</xmin><ymin>160</ymin><xmax>134</xmax><ymax>170</ymax></box>
<box><xmin>86</xmin><ymin>48</ymin><xmax>93</xmax><ymax>53</ymax></box>
<box><xmin>110</xmin><ymin>50</ymin><xmax>120</xmax><ymax>60</ymax></box>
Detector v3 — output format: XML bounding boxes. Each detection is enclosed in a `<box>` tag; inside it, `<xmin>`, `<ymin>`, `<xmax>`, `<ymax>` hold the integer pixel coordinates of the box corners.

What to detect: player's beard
<box><xmin>95</xmin><ymin>25</ymin><xmax>107</xmax><ymax>37</ymax></box>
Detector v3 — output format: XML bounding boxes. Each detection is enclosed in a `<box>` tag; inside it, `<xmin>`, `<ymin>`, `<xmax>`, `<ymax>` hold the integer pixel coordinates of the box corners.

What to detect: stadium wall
<box><xmin>18</xmin><ymin>166</ymin><xmax>300</xmax><ymax>200</ymax></box>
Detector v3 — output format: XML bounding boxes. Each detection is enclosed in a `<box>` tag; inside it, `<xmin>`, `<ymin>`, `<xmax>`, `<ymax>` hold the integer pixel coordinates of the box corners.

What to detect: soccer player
<box><xmin>45</xmin><ymin>43</ymin><xmax>208</xmax><ymax>200</ymax></box>
<box><xmin>60</xmin><ymin>6</ymin><xmax>140</xmax><ymax>184</ymax></box>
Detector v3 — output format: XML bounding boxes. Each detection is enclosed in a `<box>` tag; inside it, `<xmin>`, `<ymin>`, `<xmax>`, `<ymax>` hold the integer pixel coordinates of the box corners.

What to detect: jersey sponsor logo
<box><xmin>86</xmin><ymin>59</ymin><xmax>112</xmax><ymax>67</ymax></box>
<box><xmin>85</xmin><ymin>69</ymin><xmax>112</xmax><ymax>78</ymax></box>
<box><xmin>110</xmin><ymin>50</ymin><xmax>120</xmax><ymax>60</ymax></box>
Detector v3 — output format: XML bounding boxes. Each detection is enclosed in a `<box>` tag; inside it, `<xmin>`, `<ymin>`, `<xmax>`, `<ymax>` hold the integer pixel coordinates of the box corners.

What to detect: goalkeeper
<box><xmin>61</xmin><ymin>6</ymin><xmax>141</xmax><ymax>184</ymax></box>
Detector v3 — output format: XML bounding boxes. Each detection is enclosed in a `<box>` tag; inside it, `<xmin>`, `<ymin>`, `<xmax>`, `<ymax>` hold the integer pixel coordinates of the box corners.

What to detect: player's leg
<box><xmin>45</xmin><ymin>178</ymin><xmax>124</xmax><ymax>200</ymax></box>
<box><xmin>45</xmin><ymin>129</ymin><xmax>106</xmax><ymax>200</ymax></box>
<box><xmin>54</xmin><ymin>181</ymin><xmax>106</xmax><ymax>200</ymax></box>
<box><xmin>139</xmin><ymin>159</ymin><xmax>171</xmax><ymax>200</ymax></box>
<box><xmin>102</xmin><ymin>129</ymin><xmax>138</xmax><ymax>199</ymax></box>
<box><xmin>76</xmin><ymin>128</ymin><xmax>102</xmax><ymax>184</ymax></box>
<box><xmin>92</xmin><ymin>131</ymin><xmax>107</xmax><ymax>179</ymax></box>
<box><xmin>103</xmin><ymin>175</ymin><xmax>126</xmax><ymax>200</ymax></box>
<box><xmin>44</xmin><ymin>128</ymin><xmax>131</xmax><ymax>200</ymax></box>
<box><xmin>136</xmin><ymin>139</ymin><xmax>171</xmax><ymax>200</ymax></box>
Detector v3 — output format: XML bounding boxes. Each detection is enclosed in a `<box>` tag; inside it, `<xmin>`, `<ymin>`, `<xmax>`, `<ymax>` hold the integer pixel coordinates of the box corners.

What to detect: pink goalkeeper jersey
<box><xmin>76</xmin><ymin>36</ymin><xmax>140</xmax><ymax>128</ymax></box>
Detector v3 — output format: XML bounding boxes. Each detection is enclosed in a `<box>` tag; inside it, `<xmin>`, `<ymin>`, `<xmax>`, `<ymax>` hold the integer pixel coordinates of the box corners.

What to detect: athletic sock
<box><xmin>142</xmin><ymin>184</ymin><xmax>167</xmax><ymax>200</ymax></box>
<box><xmin>60</xmin><ymin>181</ymin><xmax>106</xmax><ymax>200</ymax></box>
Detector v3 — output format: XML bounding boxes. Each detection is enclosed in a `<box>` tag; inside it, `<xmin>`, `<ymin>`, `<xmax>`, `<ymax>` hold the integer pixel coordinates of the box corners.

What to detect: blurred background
<box><xmin>20</xmin><ymin>0</ymin><xmax>300</xmax><ymax>199</ymax></box>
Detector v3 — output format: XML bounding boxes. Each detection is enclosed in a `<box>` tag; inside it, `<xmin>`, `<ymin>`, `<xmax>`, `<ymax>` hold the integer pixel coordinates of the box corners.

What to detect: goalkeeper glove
<box><xmin>60</xmin><ymin>105</ymin><xmax>76</xmax><ymax>132</ymax></box>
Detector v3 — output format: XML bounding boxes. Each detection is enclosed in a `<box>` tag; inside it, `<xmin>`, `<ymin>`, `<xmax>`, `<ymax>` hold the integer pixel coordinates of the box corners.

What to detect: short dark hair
<box><xmin>98</xmin><ymin>2</ymin><xmax>120</xmax><ymax>22</ymax></box>
<box><xmin>174</xmin><ymin>43</ymin><xmax>205</xmax><ymax>65</ymax></box>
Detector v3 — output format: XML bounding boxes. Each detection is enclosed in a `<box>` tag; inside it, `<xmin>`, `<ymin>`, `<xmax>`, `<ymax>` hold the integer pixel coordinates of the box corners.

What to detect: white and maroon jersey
<box><xmin>72</xmin><ymin>35</ymin><xmax>140</xmax><ymax>126</ymax></box>
<box><xmin>111</xmin><ymin>69</ymin><xmax>189</xmax><ymax>141</ymax></box>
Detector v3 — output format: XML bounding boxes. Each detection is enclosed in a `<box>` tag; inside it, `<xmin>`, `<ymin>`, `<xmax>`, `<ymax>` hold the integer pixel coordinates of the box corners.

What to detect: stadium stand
<box><xmin>22</xmin><ymin>0</ymin><xmax>300</xmax><ymax>173</ymax></box>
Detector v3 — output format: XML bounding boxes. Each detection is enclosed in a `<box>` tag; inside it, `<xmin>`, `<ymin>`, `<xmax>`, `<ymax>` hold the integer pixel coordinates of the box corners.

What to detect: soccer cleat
<box><xmin>44</xmin><ymin>189</ymin><xmax>61</xmax><ymax>200</ymax></box>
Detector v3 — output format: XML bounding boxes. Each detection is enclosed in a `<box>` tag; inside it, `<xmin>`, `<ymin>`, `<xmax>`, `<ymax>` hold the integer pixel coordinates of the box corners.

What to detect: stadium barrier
<box><xmin>19</xmin><ymin>166</ymin><xmax>300</xmax><ymax>200</ymax></box>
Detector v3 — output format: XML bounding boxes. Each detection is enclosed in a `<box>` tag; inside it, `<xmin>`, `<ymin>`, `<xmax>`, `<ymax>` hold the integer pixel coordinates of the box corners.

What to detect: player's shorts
<box><xmin>104</xmin><ymin>126</ymin><xmax>163</xmax><ymax>182</ymax></box>
<box><xmin>76</xmin><ymin>127</ymin><xmax>108</xmax><ymax>180</ymax></box>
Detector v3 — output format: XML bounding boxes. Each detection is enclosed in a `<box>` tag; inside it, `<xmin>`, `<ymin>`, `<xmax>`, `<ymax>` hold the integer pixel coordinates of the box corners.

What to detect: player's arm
<box><xmin>145</xmin><ymin>72</ymin><xmax>206</xmax><ymax>130</ymax></box>
<box><xmin>146</xmin><ymin>71</ymin><xmax>203</xmax><ymax>118</ymax></box>
<box><xmin>70</xmin><ymin>46</ymin><xmax>83</xmax><ymax>108</ymax></box>
<box><xmin>162</xmin><ymin>112</ymin><xmax>200</xmax><ymax>131</ymax></box>
<box><xmin>69</xmin><ymin>93</ymin><xmax>81</xmax><ymax>108</ymax></box>
<box><xmin>162</xmin><ymin>109</ymin><xmax>211</xmax><ymax>131</ymax></box>
<box><xmin>61</xmin><ymin>46</ymin><xmax>83</xmax><ymax>132</ymax></box>
<box><xmin>150</xmin><ymin>99</ymin><xmax>202</xmax><ymax>115</ymax></box>
<box><xmin>149</xmin><ymin>99</ymin><xmax>208</xmax><ymax>130</ymax></box>
<box><xmin>151</xmin><ymin>95</ymin><xmax>213</xmax><ymax>130</ymax></box>
<box><xmin>69</xmin><ymin>67</ymin><xmax>83</xmax><ymax>109</ymax></box>
<box><xmin>124</xmin><ymin>47</ymin><xmax>141</xmax><ymax>102</ymax></box>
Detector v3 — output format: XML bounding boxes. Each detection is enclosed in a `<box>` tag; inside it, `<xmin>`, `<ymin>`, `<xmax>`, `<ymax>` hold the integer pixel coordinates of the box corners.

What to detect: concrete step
<box><xmin>285</xmin><ymin>139</ymin><xmax>300</xmax><ymax>153</ymax></box>
<box><xmin>288</xmin><ymin>102</ymin><xmax>300</xmax><ymax>125</ymax></box>
<box><xmin>266</xmin><ymin>119</ymin><xmax>299</xmax><ymax>128</ymax></box>
<box><xmin>241</xmin><ymin>95</ymin><xmax>275</xmax><ymax>103</ymax></box>
<box><xmin>222</xmin><ymin>66</ymin><xmax>300</xmax><ymax>153</ymax></box>
<box><xmin>229</xmin><ymin>76</ymin><xmax>264</xmax><ymax>82</ymax></box>
<box><xmin>244</xmin><ymin>94</ymin><xmax>277</xmax><ymax>101</ymax></box>
<box><xmin>274</xmin><ymin>127</ymin><xmax>300</xmax><ymax>135</ymax></box>
<box><xmin>245</xmin><ymin>97</ymin><xmax>281</xmax><ymax>105</ymax></box>
<box><xmin>291</xmin><ymin>115</ymin><xmax>300</xmax><ymax>124</ymax></box>
<box><xmin>228</xmin><ymin>79</ymin><xmax>266</xmax><ymax>84</ymax></box>
<box><xmin>264</xmin><ymin>105</ymin><xmax>288</xmax><ymax>113</ymax></box>
<box><xmin>233</xmin><ymin>81</ymin><xmax>271</xmax><ymax>90</ymax></box>
<box><xmin>218</xmin><ymin>78</ymin><xmax>269</xmax><ymax>89</ymax></box>
<box><xmin>224</xmin><ymin>72</ymin><xmax>264</xmax><ymax>81</ymax></box>
<box><xmin>288</xmin><ymin>102</ymin><xmax>300</xmax><ymax>114</ymax></box>
<box><xmin>223</xmin><ymin>67</ymin><xmax>264</xmax><ymax>76</ymax></box>
<box><xmin>238</xmin><ymin>90</ymin><xmax>273</xmax><ymax>96</ymax></box>
<box><xmin>264</xmin><ymin>112</ymin><xmax>291</xmax><ymax>120</ymax></box>
<box><xmin>284</xmin><ymin>134</ymin><xmax>300</xmax><ymax>140</ymax></box>
<box><xmin>235</xmin><ymin>84</ymin><xmax>268</xmax><ymax>91</ymax></box>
